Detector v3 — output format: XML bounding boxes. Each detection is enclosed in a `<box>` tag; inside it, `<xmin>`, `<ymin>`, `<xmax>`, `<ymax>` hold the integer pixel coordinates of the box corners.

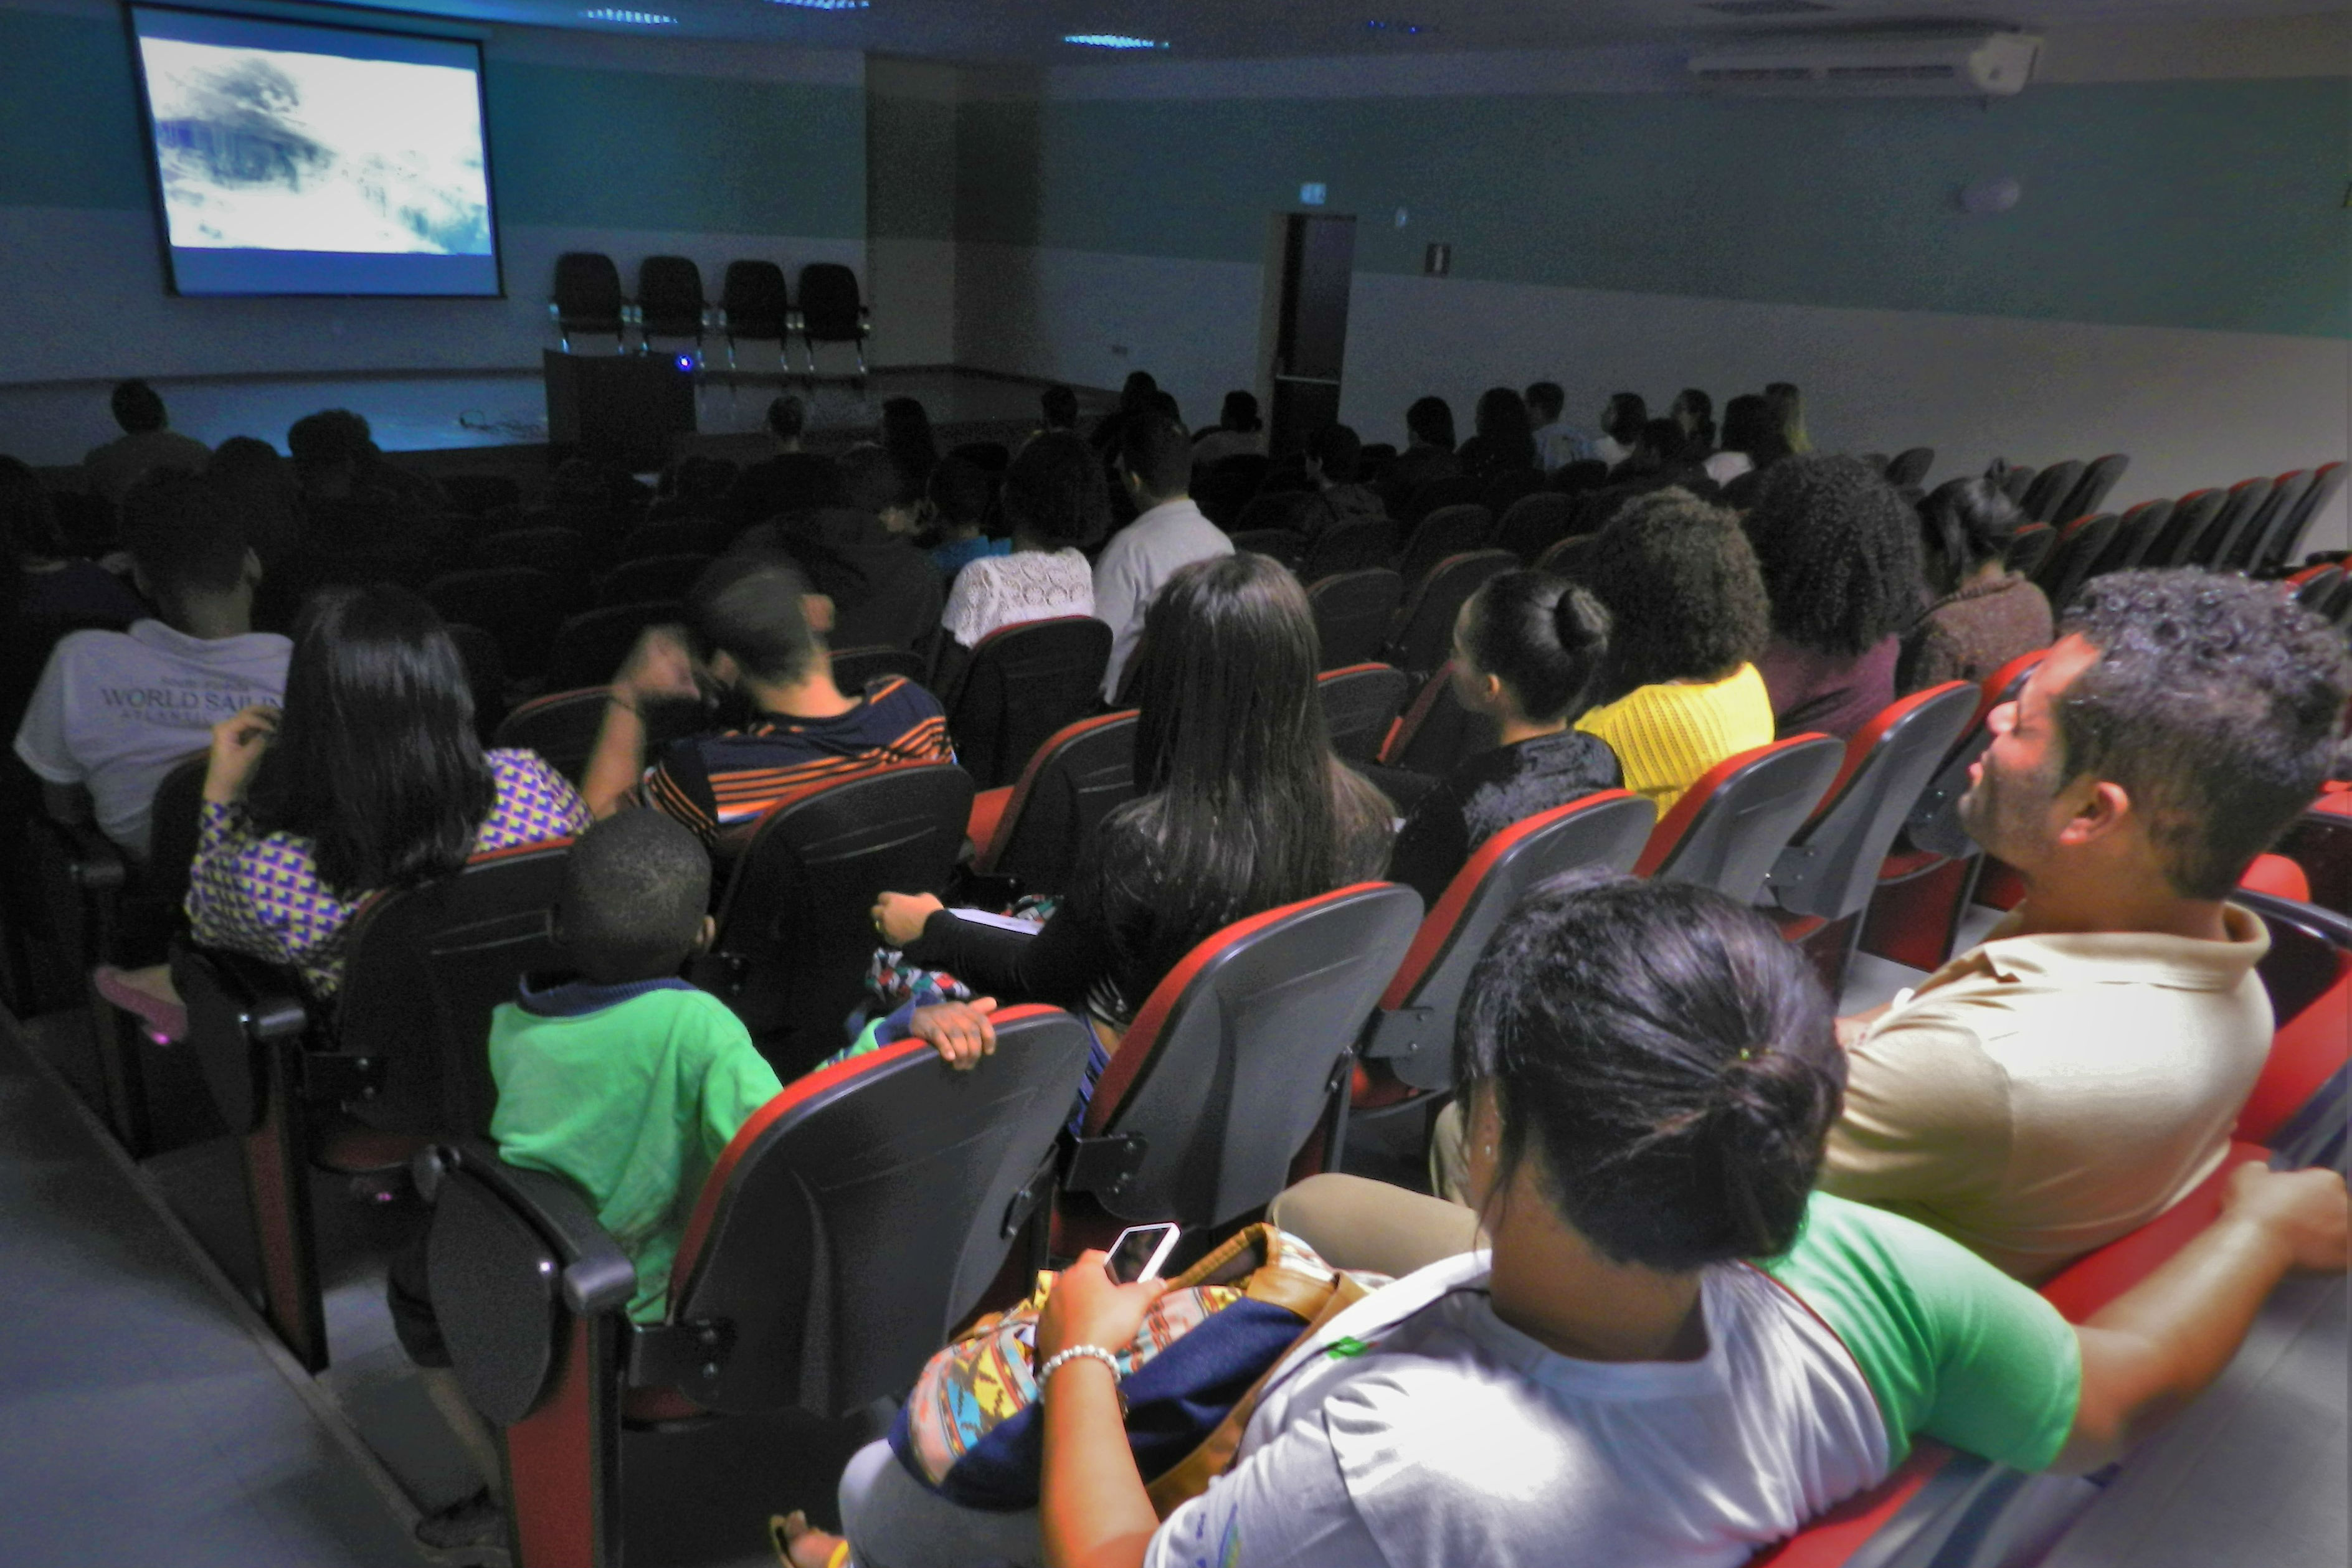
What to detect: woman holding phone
<box><xmin>783</xmin><ymin>871</ymin><xmax>2348</xmax><ymax>1567</ymax></box>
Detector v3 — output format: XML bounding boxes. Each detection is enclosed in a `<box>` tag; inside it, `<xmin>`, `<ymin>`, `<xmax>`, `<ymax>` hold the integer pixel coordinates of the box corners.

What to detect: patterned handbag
<box><xmin>887</xmin><ymin>1224</ymin><xmax>1386</xmax><ymax>1515</ymax></box>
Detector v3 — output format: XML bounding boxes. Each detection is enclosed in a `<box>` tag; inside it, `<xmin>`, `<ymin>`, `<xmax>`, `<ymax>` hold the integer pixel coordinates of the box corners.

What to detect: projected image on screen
<box><xmin>130</xmin><ymin>8</ymin><xmax>503</xmax><ymax>297</ymax></box>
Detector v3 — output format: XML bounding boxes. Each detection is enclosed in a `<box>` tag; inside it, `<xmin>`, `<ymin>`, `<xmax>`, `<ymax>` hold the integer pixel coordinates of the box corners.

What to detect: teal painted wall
<box><xmin>0</xmin><ymin>7</ymin><xmax>865</xmax><ymax>239</ymax></box>
<box><xmin>963</xmin><ymin>79</ymin><xmax>2348</xmax><ymax>338</ymax></box>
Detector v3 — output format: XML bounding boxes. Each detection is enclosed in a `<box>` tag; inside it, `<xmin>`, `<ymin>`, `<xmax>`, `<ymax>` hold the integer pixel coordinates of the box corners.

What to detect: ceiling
<box><xmin>369</xmin><ymin>0</ymin><xmax>2339</xmax><ymax>61</ymax></box>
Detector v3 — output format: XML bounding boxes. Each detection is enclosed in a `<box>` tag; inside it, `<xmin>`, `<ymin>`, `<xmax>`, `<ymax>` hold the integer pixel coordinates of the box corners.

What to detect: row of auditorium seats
<box><xmin>551</xmin><ymin>252</ymin><xmax>871</xmax><ymax>375</ymax></box>
<box><xmin>2006</xmin><ymin>461</ymin><xmax>2347</xmax><ymax>608</ymax></box>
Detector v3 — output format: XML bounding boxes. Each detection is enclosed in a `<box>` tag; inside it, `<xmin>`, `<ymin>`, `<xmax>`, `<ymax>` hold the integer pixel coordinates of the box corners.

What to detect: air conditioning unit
<box><xmin>1687</xmin><ymin>32</ymin><xmax>2042</xmax><ymax>96</ymax></box>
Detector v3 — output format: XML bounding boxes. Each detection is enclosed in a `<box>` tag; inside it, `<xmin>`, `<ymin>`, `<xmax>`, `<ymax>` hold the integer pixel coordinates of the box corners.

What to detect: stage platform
<box><xmin>1</xmin><ymin>365</ymin><xmax>1114</xmax><ymax>480</ymax></box>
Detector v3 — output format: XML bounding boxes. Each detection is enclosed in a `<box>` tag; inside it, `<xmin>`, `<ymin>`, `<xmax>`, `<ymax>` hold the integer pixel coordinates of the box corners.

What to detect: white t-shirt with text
<box><xmin>14</xmin><ymin>620</ymin><xmax>292</xmax><ymax>859</ymax></box>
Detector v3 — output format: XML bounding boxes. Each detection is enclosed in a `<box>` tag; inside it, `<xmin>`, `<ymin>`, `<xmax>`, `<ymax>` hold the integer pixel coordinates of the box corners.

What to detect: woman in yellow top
<box><xmin>1572</xmin><ymin>491</ymin><xmax>1776</xmax><ymax>810</ymax></box>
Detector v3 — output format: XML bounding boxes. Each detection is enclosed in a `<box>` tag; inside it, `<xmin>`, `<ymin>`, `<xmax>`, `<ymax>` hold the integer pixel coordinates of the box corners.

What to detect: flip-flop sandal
<box><xmin>93</xmin><ymin>965</ymin><xmax>189</xmax><ymax>1042</ymax></box>
<box><xmin>767</xmin><ymin>1513</ymin><xmax>850</xmax><ymax>1568</ymax></box>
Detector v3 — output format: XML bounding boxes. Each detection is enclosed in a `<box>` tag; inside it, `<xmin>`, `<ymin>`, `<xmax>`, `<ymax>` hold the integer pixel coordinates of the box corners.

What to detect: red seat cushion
<box><xmin>967</xmin><ymin>785</ymin><xmax>1014</xmax><ymax>857</ymax></box>
<box><xmin>2239</xmin><ymin>852</ymin><xmax>2310</xmax><ymax>903</ymax></box>
<box><xmin>2039</xmin><ymin>1140</ymin><xmax>2269</xmax><ymax>1323</ymax></box>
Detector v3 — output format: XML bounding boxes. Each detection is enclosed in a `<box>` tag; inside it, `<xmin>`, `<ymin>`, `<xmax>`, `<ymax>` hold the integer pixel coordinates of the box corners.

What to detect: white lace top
<box><xmin>939</xmin><ymin>548</ymin><xmax>1098</xmax><ymax>649</ymax></box>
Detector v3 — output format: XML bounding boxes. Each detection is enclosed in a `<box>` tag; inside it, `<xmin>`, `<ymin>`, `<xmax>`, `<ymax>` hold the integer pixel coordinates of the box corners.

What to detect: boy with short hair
<box><xmin>397</xmin><ymin>809</ymin><xmax>997</xmax><ymax>1551</ymax></box>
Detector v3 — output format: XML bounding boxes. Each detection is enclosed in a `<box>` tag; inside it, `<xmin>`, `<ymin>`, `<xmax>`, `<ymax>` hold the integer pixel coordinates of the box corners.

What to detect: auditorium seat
<box><xmin>1375</xmin><ymin>658</ymin><xmax>1501</xmax><ymax>776</ymax></box>
<box><xmin>550</xmin><ymin>251</ymin><xmax>628</xmax><ymax>352</ymax></box>
<box><xmin>1480</xmin><ymin>468</ymin><xmax>1544</xmax><ymax>517</ymax></box>
<box><xmin>542</xmin><ymin>600</ymin><xmax>685</xmax><ymax>692</ymax></box>
<box><xmin>1382</xmin><ymin>549</ymin><xmax>1515</xmax><ymax>680</ymax></box>
<box><xmin>634</xmin><ymin>255</ymin><xmax>709</xmax><ymax>362</ymax></box>
<box><xmin>2103</xmin><ymin>498</ymin><xmax>2173</xmax><ymax>574</ymax></box>
<box><xmin>1532</xmin><ymin>531</ymin><xmax>1597</xmax><ymax>579</ymax></box>
<box><xmin>1395</xmin><ymin>504</ymin><xmax>1494</xmax><ymax>591</ymax></box>
<box><xmin>2018</xmin><ymin>458</ymin><xmax>2084</xmax><ymax>524</ymax></box>
<box><xmin>27</xmin><ymin>752</ymin><xmax>206</xmax><ymax>1151</ymax></box>
<box><xmin>1633</xmin><ymin>735</ymin><xmax>1844</xmax><ymax>904</ymax></box>
<box><xmin>594</xmin><ymin>552</ymin><xmax>712</xmax><ymax>609</ymax></box>
<box><xmin>420</xmin><ymin>1005</ymin><xmax>1096</xmax><ymax>1568</ymax></box>
<box><xmin>1491</xmin><ymin>491</ymin><xmax>1580</xmax><ymax>565</ymax></box>
<box><xmin>2269</xmin><ymin>461</ymin><xmax>2344</xmax><ymax>572</ymax></box>
<box><xmin>1301</xmin><ymin>517</ymin><xmax>1400</xmax><ymax>582</ymax></box>
<box><xmin>717</xmin><ymin>258</ymin><xmax>790</xmax><ymax>371</ymax></box>
<box><xmin>1354</xmin><ymin>791</ymin><xmax>1654</xmax><ymax>1107</ymax></box>
<box><xmin>1884</xmin><ymin>446</ymin><xmax>1935</xmax><ymax>488</ymax></box>
<box><xmin>695</xmin><ymin>763</ymin><xmax>971</xmax><ymax>1080</ymax></box>
<box><xmin>1399</xmin><ymin>474</ymin><xmax>1481</xmax><ymax>527</ymax></box>
<box><xmin>967</xmin><ymin>709</ymin><xmax>1139</xmax><ymax>894</ymax></box>
<box><xmin>1548</xmin><ymin>458</ymin><xmax>1610</xmax><ymax>497</ymax></box>
<box><xmin>173</xmin><ymin>838</ymin><xmax>574</xmax><ymax>1370</ymax></box>
<box><xmin>1193</xmin><ymin>453</ymin><xmax>1270</xmax><ymax>527</ymax></box>
<box><xmin>427</xmin><ymin>567</ymin><xmax>579</xmax><ymax>683</ymax></box>
<box><xmin>1229</xmin><ymin>527</ymin><xmax>1306</xmax><ymax>569</ymax></box>
<box><xmin>2054</xmin><ymin>451</ymin><xmax>2130</xmax><ymax>522</ymax></box>
<box><xmin>831</xmin><ymin>644</ymin><xmax>927</xmax><ymax>692</ymax></box>
<box><xmin>940</xmin><ymin>616</ymin><xmax>1112</xmax><ymax>790</ymax></box>
<box><xmin>2001</xmin><ymin>521</ymin><xmax>2057</xmax><ymax>581</ymax></box>
<box><xmin>1999</xmin><ymin>463</ymin><xmax>2038</xmax><ymax>504</ymax></box>
<box><xmin>617</xmin><ymin>516</ymin><xmax>727</xmax><ymax>560</ymax></box>
<box><xmin>2272</xmin><ymin>789</ymin><xmax>2352</xmax><ymax>918</ymax></box>
<box><xmin>472</xmin><ymin>524</ymin><xmax>587</xmax><ymax>580</ymax></box>
<box><xmin>2032</xmin><ymin>514</ymin><xmax>2118</xmax><ymax>608</ymax></box>
<box><xmin>2185</xmin><ymin>477</ymin><xmax>2272</xmax><ymax>570</ymax></box>
<box><xmin>1058</xmin><ymin>882</ymin><xmax>1421</xmax><ymax>1244</ymax></box>
<box><xmin>2144</xmin><ymin>487</ymin><xmax>2224</xmax><ymax>568</ymax></box>
<box><xmin>1307</xmin><ymin>568</ymin><xmax>1405</xmax><ymax>669</ymax></box>
<box><xmin>439</xmin><ymin>475</ymin><xmax>522</xmax><ymax>518</ymax></box>
<box><xmin>1315</xmin><ymin>662</ymin><xmax>1410</xmax><ymax>764</ymax></box>
<box><xmin>2232</xmin><ymin>888</ymin><xmax>2351</xmax><ymax>1169</ymax></box>
<box><xmin>2229</xmin><ymin>468</ymin><xmax>2316</xmax><ymax>575</ymax></box>
<box><xmin>1760</xmin><ymin>681</ymin><xmax>1976</xmax><ymax>991</ymax></box>
<box><xmin>1856</xmin><ymin>651</ymin><xmax>2046</xmax><ymax>971</ymax></box>
<box><xmin>796</xmin><ymin>262</ymin><xmax>870</xmax><ymax>379</ymax></box>
<box><xmin>1231</xmin><ymin>490</ymin><xmax>1312</xmax><ymax>534</ymax></box>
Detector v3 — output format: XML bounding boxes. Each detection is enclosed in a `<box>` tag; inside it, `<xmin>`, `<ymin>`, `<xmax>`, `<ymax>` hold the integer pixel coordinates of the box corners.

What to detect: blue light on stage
<box><xmin>1063</xmin><ymin>34</ymin><xmax>1169</xmax><ymax>49</ymax></box>
<box><xmin>675</xmin><ymin>355</ymin><xmax>695</xmax><ymax>372</ymax></box>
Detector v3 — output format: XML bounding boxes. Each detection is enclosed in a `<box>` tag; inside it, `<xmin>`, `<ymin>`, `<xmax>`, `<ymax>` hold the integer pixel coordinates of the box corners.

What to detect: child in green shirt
<box><xmin>397</xmin><ymin>809</ymin><xmax>1000</xmax><ymax>1552</ymax></box>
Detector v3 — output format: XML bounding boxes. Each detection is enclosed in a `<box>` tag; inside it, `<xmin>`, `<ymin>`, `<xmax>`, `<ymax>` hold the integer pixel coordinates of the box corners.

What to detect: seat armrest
<box><xmin>435</xmin><ymin>1138</ymin><xmax>637</xmax><ymax>1315</ymax></box>
<box><xmin>35</xmin><ymin>816</ymin><xmax>129</xmax><ymax>895</ymax></box>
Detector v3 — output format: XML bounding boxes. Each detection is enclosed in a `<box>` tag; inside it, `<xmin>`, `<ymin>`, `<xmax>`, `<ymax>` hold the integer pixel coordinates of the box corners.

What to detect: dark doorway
<box><xmin>1266</xmin><ymin>213</ymin><xmax>1355</xmax><ymax>459</ymax></box>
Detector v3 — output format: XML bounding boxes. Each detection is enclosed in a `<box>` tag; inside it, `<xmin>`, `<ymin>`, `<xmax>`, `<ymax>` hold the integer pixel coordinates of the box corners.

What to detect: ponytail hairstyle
<box><xmin>1764</xmin><ymin>380</ymin><xmax>1811</xmax><ymax>454</ymax></box>
<box><xmin>1916</xmin><ymin>467</ymin><xmax>2026</xmax><ymax>596</ymax></box>
<box><xmin>1456</xmin><ymin>570</ymin><xmax>1611</xmax><ymax>724</ymax></box>
<box><xmin>1457</xmin><ymin>869</ymin><xmax>1844</xmax><ymax>1268</ymax></box>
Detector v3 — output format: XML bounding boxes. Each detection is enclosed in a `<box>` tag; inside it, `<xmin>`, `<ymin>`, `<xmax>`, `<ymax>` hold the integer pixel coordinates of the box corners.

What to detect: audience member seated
<box><xmin>1670</xmin><ymin>387</ymin><xmax>1717</xmax><ymax>456</ymax></box>
<box><xmin>1038</xmin><ymin>384</ymin><xmax>1080</xmax><ymax>435</ymax></box>
<box><xmin>1189</xmin><ymin>390</ymin><xmax>1267</xmax><ymax>469</ymax></box>
<box><xmin>584</xmin><ymin>551</ymin><xmax>951</xmax><ymax>844</ymax></box>
<box><xmin>1705</xmin><ymin>392</ymin><xmax>1788</xmax><ymax>488</ymax></box>
<box><xmin>802</xmin><ymin>869</ymin><xmax>2350</xmax><ymax>1568</ymax></box>
<box><xmin>1298</xmin><ymin>423</ymin><xmax>1387</xmax><ymax>539</ymax></box>
<box><xmin>881</xmin><ymin>396</ymin><xmax>941</xmax><ymax>494</ymax></box>
<box><xmin>1745</xmin><ymin>454</ymin><xmax>1925</xmax><ymax>739</ymax></box>
<box><xmin>1</xmin><ymin>455</ymin><xmax>145</xmax><ymax>627</ymax></box>
<box><xmin>1818</xmin><ymin>570</ymin><xmax>2352</xmax><ymax>1278</ymax></box>
<box><xmin>924</xmin><ymin>455</ymin><xmax>1008</xmax><ymax>580</ymax></box>
<box><xmin>287</xmin><ymin>409</ymin><xmax>447</xmax><ymax>551</ymax></box>
<box><xmin>729</xmin><ymin>395</ymin><xmax>845</xmax><ymax>529</ymax></box>
<box><xmin>745</xmin><ymin>445</ymin><xmax>944</xmax><ymax>653</ymax></box>
<box><xmin>1525</xmin><ymin>379</ymin><xmax>1593</xmax><ymax>472</ymax></box>
<box><xmin>176</xmin><ymin>584</ymin><xmax>587</xmax><ymax>1002</ymax></box>
<box><xmin>1454</xmin><ymin>386</ymin><xmax>1538</xmax><ymax>481</ymax></box>
<box><xmin>1591</xmin><ymin>418</ymin><xmax>1719</xmax><ymax>519</ymax></box>
<box><xmin>939</xmin><ymin>432</ymin><xmax>1107</xmax><ymax>655</ymax></box>
<box><xmin>1378</xmin><ymin>395</ymin><xmax>1459</xmax><ymax>514</ymax></box>
<box><xmin>388</xmin><ymin>809</ymin><xmax>998</xmax><ymax>1554</ymax></box>
<box><xmin>1591</xmin><ymin>390</ymin><xmax>1647</xmax><ymax>468</ymax></box>
<box><xmin>1386</xmin><ymin>571</ymin><xmax>1622</xmax><ymax>905</ymax></box>
<box><xmin>204</xmin><ymin>437</ymin><xmax>304</xmax><ymax>567</ymax></box>
<box><xmin>1902</xmin><ymin>469</ymin><xmax>2055</xmax><ymax>692</ymax></box>
<box><xmin>1572</xmin><ymin>493</ymin><xmax>1775</xmax><ymax>810</ymax></box>
<box><xmin>1089</xmin><ymin>370</ymin><xmax>1160</xmax><ymax>456</ymax></box>
<box><xmin>82</xmin><ymin>379</ymin><xmax>209</xmax><ymax>506</ymax></box>
<box><xmin>1093</xmin><ymin>416</ymin><xmax>1234</xmax><ymax>701</ymax></box>
<box><xmin>873</xmin><ymin>554</ymin><xmax>1391</xmax><ymax>1071</ymax></box>
<box><xmin>14</xmin><ymin>473</ymin><xmax>287</xmax><ymax>862</ymax></box>
<box><xmin>1767</xmin><ymin>379</ymin><xmax>1813</xmax><ymax>453</ymax></box>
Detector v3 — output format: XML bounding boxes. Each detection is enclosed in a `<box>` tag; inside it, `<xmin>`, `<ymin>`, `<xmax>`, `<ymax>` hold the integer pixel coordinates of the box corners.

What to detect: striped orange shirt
<box><xmin>637</xmin><ymin>676</ymin><xmax>954</xmax><ymax>841</ymax></box>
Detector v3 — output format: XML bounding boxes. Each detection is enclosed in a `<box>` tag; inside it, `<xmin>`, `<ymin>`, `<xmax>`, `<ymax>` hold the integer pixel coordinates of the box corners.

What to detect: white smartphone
<box><xmin>1104</xmin><ymin>1222</ymin><xmax>1182</xmax><ymax>1285</ymax></box>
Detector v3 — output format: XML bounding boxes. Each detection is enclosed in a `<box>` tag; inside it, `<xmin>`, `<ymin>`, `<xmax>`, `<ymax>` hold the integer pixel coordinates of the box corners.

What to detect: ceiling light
<box><xmin>766</xmin><ymin>0</ymin><xmax>870</xmax><ymax>9</ymax></box>
<box><xmin>1063</xmin><ymin>33</ymin><xmax>1169</xmax><ymax>49</ymax></box>
<box><xmin>579</xmin><ymin>6</ymin><xmax>676</xmax><ymax>19</ymax></box>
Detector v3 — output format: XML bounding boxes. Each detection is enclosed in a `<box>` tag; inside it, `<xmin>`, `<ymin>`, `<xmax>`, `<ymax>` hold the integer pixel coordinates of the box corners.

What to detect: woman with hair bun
<box><xmin>1902</xmin><ymin>468</ymin><xmax>2053</xmax><ymax>691</ymax></box>
<box><xmin>1387</xmin><ymin>570</ymin><xmax>1621</xmax><ymax>904</ymax></box>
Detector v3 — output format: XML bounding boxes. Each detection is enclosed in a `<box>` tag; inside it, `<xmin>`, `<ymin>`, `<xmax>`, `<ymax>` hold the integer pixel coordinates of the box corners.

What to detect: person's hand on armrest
<box><xmin>39</xmin><ymin>780</ymin><xmax>93</xmax><ymax>828</ymax></box>
<box><xmin>909</xmin><ymin>996</ymin><xmax>997</xmax><ymax>1070</ymax></box>
<box><xmin>2056</xmin><ymin>1161</ymin><xmax>2348</xmax><ymax>1474</ymax></box>
<box><xmin>872</xmin><ymin>890</ymin><xmax>945</xmax><ymax>948</ymax></box>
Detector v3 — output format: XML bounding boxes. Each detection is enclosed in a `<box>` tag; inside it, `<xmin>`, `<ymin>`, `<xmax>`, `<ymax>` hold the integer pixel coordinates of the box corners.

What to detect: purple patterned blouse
<box><xmin>186</xmin><ymin>749</ymin><xmax>590</xmax><ymax>998</ymax></box>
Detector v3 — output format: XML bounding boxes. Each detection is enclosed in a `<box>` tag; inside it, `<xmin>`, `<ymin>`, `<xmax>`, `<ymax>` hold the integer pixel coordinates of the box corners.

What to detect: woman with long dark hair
<box><xmin>1455</xmin><ymin>386</ymin><xmax>1538</xmax><ymax>479</ymax></box>
<box><xmin>880</xmin><ymin>397</ymin><xmax>941</xmax><ymax>494</ymax></box>
<box><xmin>1707</xmin><ymin>392</ymin><xmax>1789</xmax><ymax>487</ymax></box>
<box><xmin>1593</xmin><ymin>391</ymin><xmax>1648</xmax><ymax>467</ymax></box>
<box><xmin>873</xmin><ymin>552</ymin><xmax>1392</xmax><ymax>1036</ymax></box>
<box><xmin>184</xmin><ymin>584</ymin><xmax>589</xmax><ymax>996</ymax></box>
<box><xmin>1902</xmin><ymin>469</ymin><xmax>2053</xmax><ymax>691</ymax></box>
<box><xmin>1387</xmin><ymin>571</ymin><xmax>1621</xmax><ymax>904</ymax></box>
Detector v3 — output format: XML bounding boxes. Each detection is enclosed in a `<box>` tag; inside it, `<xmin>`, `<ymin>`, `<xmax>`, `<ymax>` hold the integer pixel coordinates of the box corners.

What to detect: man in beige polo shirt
<box><xmin>1819</xmin><ymin>570</ymin><xmax>2352</xmax><ymax>1278</ymax></box>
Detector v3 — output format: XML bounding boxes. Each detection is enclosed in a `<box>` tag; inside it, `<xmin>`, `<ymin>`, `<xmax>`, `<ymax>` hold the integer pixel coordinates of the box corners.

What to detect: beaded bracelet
<box><xmin>1037</xmin><ymin>1344</ymin><xmax>1127</xmax><ymax>1412</ymax></box>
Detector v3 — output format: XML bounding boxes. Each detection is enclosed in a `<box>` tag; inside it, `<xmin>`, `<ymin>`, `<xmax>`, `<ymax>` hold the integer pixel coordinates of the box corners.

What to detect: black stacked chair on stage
<box><xmin>551</xmin><ymin>252</ymin><xmax>629</xmax><ymax>351</ymax></box>
<box><xmin>718</xmin><ymin>259</ymin><xmax>790</xmax><ymax>370</ymax></box>
<box><xmin>797</xmin><ymin>263</ymin><xmax>871</xmax><ymax>379</ymax></box>
<box><xmin>634</xmin><ymin>255</ymin><xmax>708</xmax><ymax>361</ymax></box>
